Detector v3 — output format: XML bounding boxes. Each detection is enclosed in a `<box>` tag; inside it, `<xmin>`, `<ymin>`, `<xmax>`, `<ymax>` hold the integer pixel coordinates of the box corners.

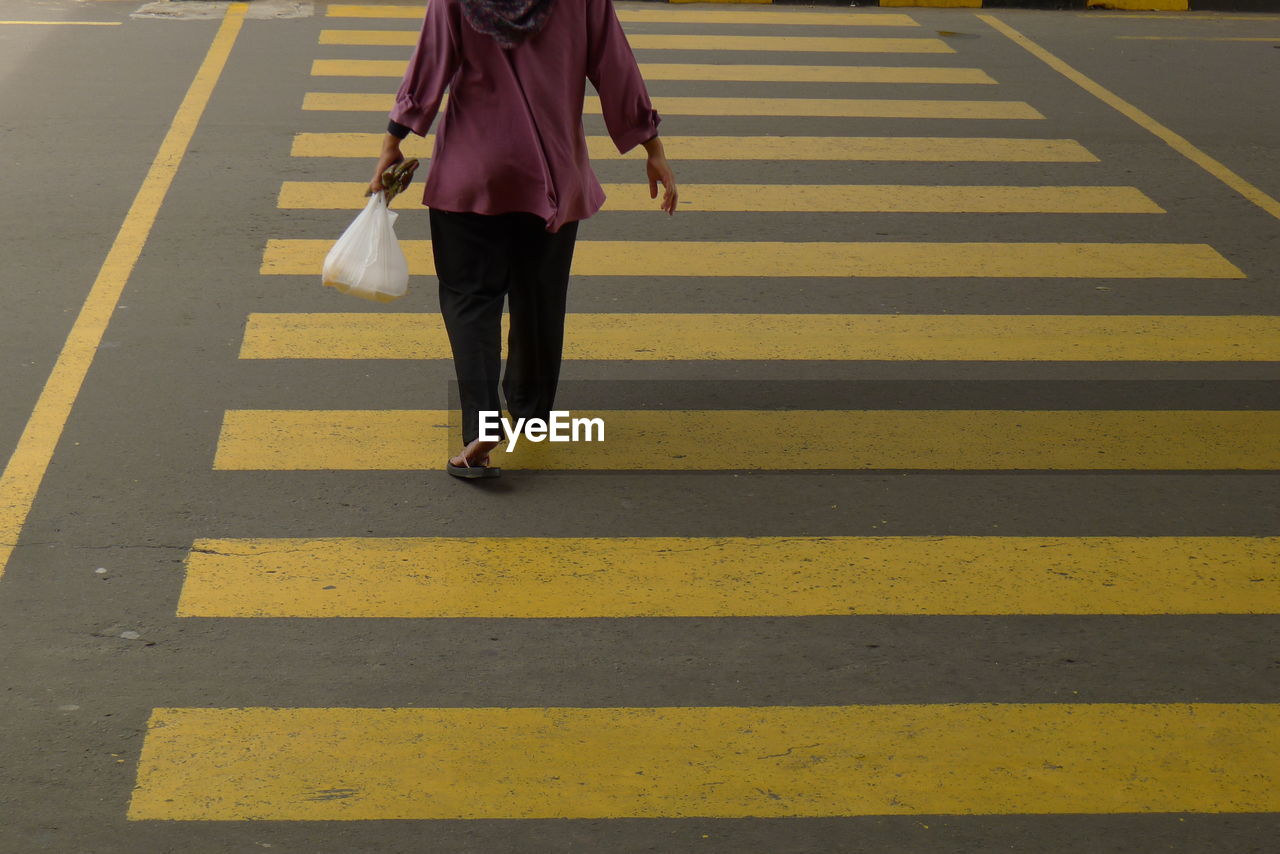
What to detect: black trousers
<box><xmin>429</xmin><ymin>208</ymin><xmax>580</xmax><ymax>444</ymax></box>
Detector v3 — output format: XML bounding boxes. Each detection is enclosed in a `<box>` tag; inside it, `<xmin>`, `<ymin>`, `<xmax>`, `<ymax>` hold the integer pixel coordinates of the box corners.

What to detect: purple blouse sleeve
<box><xmin>389</xmin><ymin>0</ymin><xmax>461</xmax><ymax>137</ymax></box>
<box><xmin>586</xmin><ymin>0</ymin><xmax>661</xmax><ymax>154</ymax></box>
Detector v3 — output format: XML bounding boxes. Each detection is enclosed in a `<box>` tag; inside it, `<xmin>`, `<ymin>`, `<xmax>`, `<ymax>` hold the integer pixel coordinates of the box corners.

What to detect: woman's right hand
<box><xmin>368</xmin><ymin>134</ymin><xmax>405</xmax><ymax>196</ymax></box>
<box><xmin>642</xmin><ymin>136</ymin><xmax>678</xmax><ymax>216</ymax></box>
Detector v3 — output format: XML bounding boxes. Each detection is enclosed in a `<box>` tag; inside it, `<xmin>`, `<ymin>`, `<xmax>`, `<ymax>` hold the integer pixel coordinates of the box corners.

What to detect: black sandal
<box><xmin>446</xmin><ymin>442</ymin><xmax>501</xmax><ymax>479</ymax></box>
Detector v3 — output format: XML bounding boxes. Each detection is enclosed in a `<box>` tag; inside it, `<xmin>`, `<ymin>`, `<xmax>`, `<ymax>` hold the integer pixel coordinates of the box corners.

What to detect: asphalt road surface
<box><xmin>1</xmin><ymin>1</ymin><xmax>1278</xmax><ymax>851</ymax></box>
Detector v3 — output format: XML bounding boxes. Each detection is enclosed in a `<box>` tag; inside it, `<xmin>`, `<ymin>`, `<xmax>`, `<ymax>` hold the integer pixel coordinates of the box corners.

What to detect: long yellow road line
<box><xmin>292</xmin><ymin>132</ymin><xmax>1098</xmax><ymax>162</ymax></box>
<box><xmin>212</xmin><ymin>409</ymin><xmax>1280</xmax><ymax>471</ymax></box>
<box><xmin>982</xmin><ymin>15</ymin><xmax>1280</xmax><ymax>222</ymax></box>
<box><xmin>325</xmin><ymin>4</ymin><xmax>922</xmax><ymax>26</ymax></box>
<box><xmin>128</xmin><ymin>704</ymin><xmax>1280</xmax><ymax>819</ymax></box>
<box><xmin>238</xmin><ymin>313</ymin><xmax>1279</xmax><ymax>362</ymax></box>
<box><xmin>261</xmin><ymin>239</ymin><xmax>1243</xmax><ymax>279</ymax></box>
<box><xmin>318</xmin><ymin>29</ymin><xmax>955</xmax><ymax>53</ymax></box>
<box><xmin>0</xmin><ymin>4</ymin><xmax>247</xmax><ymax>582</ymax></box>
<box><xmin>311</xmin><ymin>59</ymin><xmax>997</xmax><ymax>84</ymax></box>
<box><xmin>633</xmin><ymin>34</ymin><xmax>954</xmax><ymax>54</ymax></box>
<box><xmin>278</xmin><ymin>182</ymin><xmax>1162</xmax><ymax>213</ymax></box>
<box><xmin>179</xmin><ymin>536</ymin><xmax>1280</xmax><ymax>618</ymax></box>
<box><xmin>302</xmin><ymin>92</ymin><xmax>1043</xmax><ymax>120</ymax></box>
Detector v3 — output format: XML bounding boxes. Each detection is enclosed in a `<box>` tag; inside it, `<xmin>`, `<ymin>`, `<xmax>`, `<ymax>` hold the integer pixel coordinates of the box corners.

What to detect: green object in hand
<box><xmin>379</xmin><ymin>158</ymin><xmax>419</xmax><ymax>203</ymax></box>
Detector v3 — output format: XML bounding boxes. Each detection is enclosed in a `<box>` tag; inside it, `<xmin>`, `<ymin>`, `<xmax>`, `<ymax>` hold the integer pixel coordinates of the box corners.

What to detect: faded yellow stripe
<box><xmin>261</xmin><ymin>239</ymin><xmax>1243</xmax><ymax>279</ymax></box>
<box><xmin>0</xmin><ymin>5</ymin><xmax>248</xmax><ymax>582</ymax></box>
<box><xmin>638</xmin><ymin>63</ymin><xmax>994</xmax><ymax>83</ymax></box>
<box><xmin>627</xmin><ymin>35</ymin><xmax>953</xmax><ymax>54</ymax></box>
<box><xmin>311</xmin><ymin>59</ymin><xmax>996</xmax><ymax>84</ymax></box>
<box><xmin>238</xmin><ymin>313</ymin><xmax>1279</xmax><ymax>362</ymax></box>
<box><xmin>292</xmin><ymin>132</ymin><xmax>1098</xmax><ymax>162</ymax></box>
<box><xmin>303</xmin><ymin>92</ymin><xmax>1042</xmax><ymax>120</ymax></box>
<box><xmin>278</xmin><ymin>182</ymin><xmax>1162</xmax><ymax>213</ymax></box>
<box><xmin>311</xmin><ymin>58</ymin><xmax>406</xmax><ymax>77</ymax></box>
<box><xmin>325</xmin><ymin>5</ymin><xmax>920</xmax><ymax>26</ymax></box>
<box><xmin>318</xmin><ymin>29</ymin><xmax>955</xmax><ymax>53</ymax></box>
<box><xmin>982</xmin><ymin>15</ymin><xmax>1280</xmax><ymax>222</ymax></box>
<box><xmin>326</xmin><ymin>3</ymin><xmax>425</xmax><ymax>18</ymax></box>
<box><xmin>212</xmin><ymin>410</ymin><xmax>1280</xmax><ymax>471</ymax></box>
<box><xmin>179</xmin><ymin>536</ymin><xmax>1280</xmax><ymax>618</ymax></box>
<box><xmin>128</xmin><ymin>704</ymin><xmax>1280</xmax><ymax>819</ymax></box>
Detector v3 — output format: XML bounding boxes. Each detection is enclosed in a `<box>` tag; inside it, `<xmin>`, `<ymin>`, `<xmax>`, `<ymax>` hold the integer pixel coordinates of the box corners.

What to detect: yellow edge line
<box><xmin>0</xmin><ymin>3</ymin><xmax>248</xmax><ymax>581</ymax></box>
<box><xmin>980</xmin><ymin>14</ymin><xmax>1280</xmax><ymax>222</ymax></box>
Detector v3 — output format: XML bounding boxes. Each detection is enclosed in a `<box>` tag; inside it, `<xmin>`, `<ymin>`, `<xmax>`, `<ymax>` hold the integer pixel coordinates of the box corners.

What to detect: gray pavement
<box><xmin>1</xmin><ymin>1</ymin><xmax>1278</xmax><ymax>851</ymax></box>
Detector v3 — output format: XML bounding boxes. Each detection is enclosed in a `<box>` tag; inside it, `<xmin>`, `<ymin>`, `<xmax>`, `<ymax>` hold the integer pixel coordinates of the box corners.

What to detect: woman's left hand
<box><xmin>368</xmin><ymin>134</ymin><xmax>405</xmax><ymax>196</ymax></box>
<box><xmin>641</xmin><ymin>135</ymin><xmax>677</xmax><ymax>216</ymax></box>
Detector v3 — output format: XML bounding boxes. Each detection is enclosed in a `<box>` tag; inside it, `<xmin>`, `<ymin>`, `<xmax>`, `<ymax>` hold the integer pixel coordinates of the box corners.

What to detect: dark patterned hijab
<box><xmin>459</xmin><ymin>0</ymin><xmax>556</xmax><ymax>49</ymax></box>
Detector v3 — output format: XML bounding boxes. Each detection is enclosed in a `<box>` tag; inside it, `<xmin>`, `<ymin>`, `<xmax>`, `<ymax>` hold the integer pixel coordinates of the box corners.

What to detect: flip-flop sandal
<box><xmin>446</xmin><ymin>454</ymin><xmax>501</xmax><ymax>479</ymax></box>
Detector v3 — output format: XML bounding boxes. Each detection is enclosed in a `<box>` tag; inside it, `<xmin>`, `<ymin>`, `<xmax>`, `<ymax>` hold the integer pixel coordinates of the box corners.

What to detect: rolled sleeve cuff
<box><xmin>613</xmin><ymin>110</ymin><xmax>662</xmax><ymax>155</ymax></box>
<box><xmin>389</xmin><ymin>98</ymin><xmax>433</xmax><ymax>137</ymax></box>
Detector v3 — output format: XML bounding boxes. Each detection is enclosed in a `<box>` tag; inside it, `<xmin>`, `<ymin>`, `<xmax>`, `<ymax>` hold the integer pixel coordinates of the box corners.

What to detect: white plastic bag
<box><xmin>321</xmin><ymin>191</ymin><xmax>409</xmax><ymax>302</ymax></box>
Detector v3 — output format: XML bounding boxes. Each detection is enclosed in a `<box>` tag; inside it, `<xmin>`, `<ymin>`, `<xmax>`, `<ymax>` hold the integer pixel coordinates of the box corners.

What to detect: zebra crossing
<box><xmin>127</xmin><ymin>2</ymin><xmax>1276</xmax><ymax>828</ymax></box>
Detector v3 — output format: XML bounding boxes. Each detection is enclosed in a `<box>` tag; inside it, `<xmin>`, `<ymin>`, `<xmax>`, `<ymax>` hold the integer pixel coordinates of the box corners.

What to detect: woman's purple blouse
<box><xmin>390</xmin><ymin>0</ymin><xmax>662</xmax><ymax>233</ymax></box>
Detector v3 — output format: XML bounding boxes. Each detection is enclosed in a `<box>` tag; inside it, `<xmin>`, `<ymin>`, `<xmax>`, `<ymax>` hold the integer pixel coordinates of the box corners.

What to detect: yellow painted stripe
<box><xmin>310</xmin><ymin>58</ymin><xmax>405</xmax><ymax>77</ymax></box>
<box><xmin>325</xmin><ymin>1</ymin><xmax>424</xmax><ymax>13</ymax></box>
<box><xmin>0</xmin><ymin>5</ymin><xmax>248</xmax><ymax>582</ymax></box>
<box><xmin>311</xmin><ymin>59</ymin><xmax>996</xmax><ymax>84</ymax></box>
<box><xmin>292</xmin><ymin>132</ymin><xmax>1098</xmax><ymax>162</ymax></box>
<box><xmin>638</xmin><ymin>63</ymin><xmax>993</xmax><ymax>83</ymax></box>
<box><xmin>318</xmin><ymin>29</ymin><xmax>955</xmax><ymax>53</ymax></box>
<box><xmin>238</xmin><ymin>313</ymin><xmax>1279</xmax><ymax>362</ymax></box>
<box><xmin>325</xmin><ymin>5</ymin><xmax>921</xmax><ymax>26</ymax></box>
<box><xmin>982</xmin><ymin>15</ymin><xmax>1280</xmax><ymax>222</ymax></box>
<box><xmin>128</xmin><ymin>704</ymin><xmax>1280</xmax><ymax>820</ymax></box>
<box><xmin>302</xmin><ymin>92</ymin><xmax>1043</xmax><ymax>120</ymax></box>
<box><xmin>180</xmin><ymin>536</ymin><xmax>1280</xmax><ymax>618</ymax></box>
<box><xmin>261</xmin><ymin>240</ymin><xmax>1243</xmax><ymax>279</ymax></box>
<box><xmin>212</xmin><ymin>410</ymin><xmax>1280</xmax><ymax>471</ymax></box>
<box><xmin>279</xmin><ymin>182</ymin><xmax>1163</xmax><ymax>213</ymax></box>
<box><xmin>1088</xmin><ymin>0</ymin><xmax>1189</xmax><ymax>9</ymax></box>
<box><xmin>630</xmin><ymin>35</ymin><xmax>950</xmax><ymax>54</ymax></box>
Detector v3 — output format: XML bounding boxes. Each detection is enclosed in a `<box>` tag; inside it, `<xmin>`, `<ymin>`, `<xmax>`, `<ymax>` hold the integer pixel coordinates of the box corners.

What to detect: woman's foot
<box><xmin>446</xmin><ymin>438</ymin><xmax>501</xmax><ymax>479</ymax></box>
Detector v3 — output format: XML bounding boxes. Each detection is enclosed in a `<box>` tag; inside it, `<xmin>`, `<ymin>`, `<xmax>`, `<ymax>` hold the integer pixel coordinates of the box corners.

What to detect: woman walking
<box><xmin>369</xmin><ymin>0</ymin><xmax>678</xmax><ymax>478</ymax></box>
